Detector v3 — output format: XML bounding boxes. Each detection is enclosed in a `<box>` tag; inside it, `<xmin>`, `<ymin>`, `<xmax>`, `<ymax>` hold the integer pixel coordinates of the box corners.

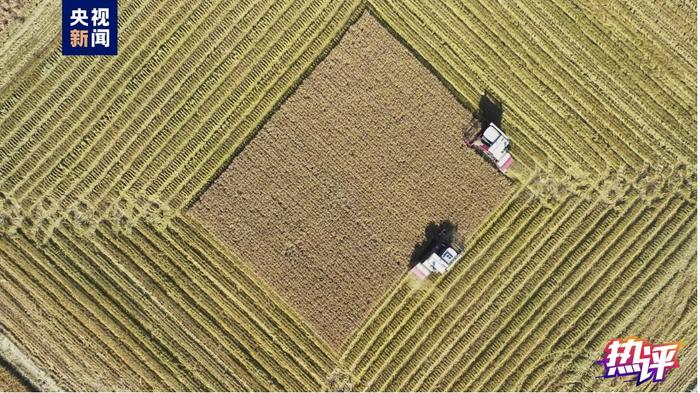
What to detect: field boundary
<box><xmin>184</xmin><ymin>1</ymin><xmax>367</xmax><ymax>211</ymax></box>
<box><xmin>0</xmin><ymin>328</ymin><xmax>58</xmax><ymax>392</ymax></box>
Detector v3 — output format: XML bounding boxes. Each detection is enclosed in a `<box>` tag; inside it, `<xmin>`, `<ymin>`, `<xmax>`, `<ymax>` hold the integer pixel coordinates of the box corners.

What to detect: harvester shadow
<box><xmin>478</xmin><ymin>91</ymin><xmax>503</xmax><ymax>131</ymax></box>
<box><xmin>409</xmin><ymin>219</ymin><xmax>459</xmax><ymax>268</ymax></box>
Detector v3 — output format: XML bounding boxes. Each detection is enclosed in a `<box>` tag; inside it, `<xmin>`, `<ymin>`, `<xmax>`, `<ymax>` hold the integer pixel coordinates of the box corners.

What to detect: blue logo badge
<box><xmin>62</xmin><ymin>0</ymin><xmax>117</xmax><ymax>56</ymax></box>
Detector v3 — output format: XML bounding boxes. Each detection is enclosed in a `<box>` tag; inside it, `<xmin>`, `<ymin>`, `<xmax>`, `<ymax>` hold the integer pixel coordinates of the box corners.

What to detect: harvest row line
<box><xmin>537</xmin><ymin>207</ymin><xmax>695</xmax><ymax>390</ymax></box>
<box><xmin>454</xmin><ymin>193</ymin><xmax>688</xmax><ymax>390</ymax></box>
<box><xmin>538</xmin><ymin>227</ymin><xmax>695</xmax><ymax>391</ymax></box>
<box><xmin>0</xmin><ymin>215</ymin><xmax>335</xmax><ymax>390</ymax></box>
<box><xmin>2</xmin><ymin>0</ymin><xmax>240</xmax><ymax>200</ymax></box>
<box><xmin>42</xmin><ymin>0</ymin><xmax>309</xmax><ymax>209</ymax></box>
<box><xmin>581</xmin><ymin>240</ymin><xmax>696</xmax><ymax>392</ymax></box>
<box><xmin>0</xmin><ymin>0</ymin><xmax>60</xmax><ymax>91</ymax></box>
<box><xmin>341</xmin><ymin>183</ymin><xmax>532</xmax><ymax>369</ymax></box>
<box><xmin>615</xmin><ymin>0</ymin><xmax>695</xmax><ymax>70</ymax></box>
<box><xmin>564</xmin><ymin>1</ymin><xmax>695</xmax><ymax>107</ymax></box>
<box><xmin>2</xmin><ymin>0</ymin><xmax>362</xmax><ymax>228</ymax></box>
<box><xmin>491</xmin><ymin>196</ymin><xmax>691</xmax><ymax>391</ymax></box>
<box><xmin>428</xmin><ymin>0</ymin><xmax>667</xmax><ymax>168</ymax></box>
<box><xmin>105</xmin><ymin>224</ymin><xmax>319</xmax><ymax>390</ymax></box>
<box><xmin>161</xmin><ymin>0</ymin><xmax>364</xmax><ymax>209</ymax></box>
<box><xmin>404</xmin><ymin>195</ymin><xmax>607</xmax><ymax>392</ymax></box>
<box><xmin>524</xmin><ymin>0</ymin><xmax>694</xmax><ymax>156</ymax></box>
<box><xmin>420</xmin><ymin>0</ymin><xmax>630</xmax><ymax>171</ymax></box>
<box><xmin>365</xmin><ymin>1</ymin><xmax>549</xmax><ymax>172</ymax></box>
<box><xmin>1</xmin><ymin>0</ymin><xmax>360</xmax><ymax>240</ymax></box>
<box><xmin>169</xmin><ymin>215</ymin><xmax>336</xmax><ymax>372</ymax></box>
<box><xmin>115</xmin><ymin>0</ymin><xmax>354</xmax><ymax>206</ymax></box>
<box><xmin>471</xmin><ymin>192</ymin><xmax>649</xmax><ymax>390</ymax></box>
<box><xmin>74</xmin><ymin>0</ymin><xmax>300</xmax><ymax>209</ymax></box>
<box><xmin>369</xmin><ymin>0</ymin><xmax>693</xmax><ymax>176</ymax></box>
<box><xmin>374</xmin><ymin>0</ymin><xmax>588</xmax><ymax>174</ymax></box>
<box><xmin>0</xmin><ymin>234</ymin><xmax>193</xmax><ymax>390</ymax></box>
<box><xmin>346</xmin><ymin>186</ymin><xmax>545</xmax><ymax>387</ymax></box>
<box><xmin>0</xmin><ymin>0</ymin><xmax>161</xmax><ymax>149</ymax></box>
<box><xmin>360</xmin><ymin>194</ymin><xmax>582</xmax><ymax>391</ymax></box>
<box><xmin>345</xmin><ymin>173</ymin><xmax>691</xmax><ymax>391</ymax></box>
<box><xmin>502</xmin><ymin>0</ymin><xmax>691</xmax><ymax>161</ymax></box>
<box><xmin>467</xmin><ymin>0</ymin><xmax>692</xmax><ymax>160</ymax></box>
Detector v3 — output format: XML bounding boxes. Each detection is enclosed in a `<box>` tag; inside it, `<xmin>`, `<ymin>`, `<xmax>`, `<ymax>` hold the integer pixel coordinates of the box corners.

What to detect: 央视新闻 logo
<box><xmin>62</xmin><ymin>0</ymin><xmax>117</xmax><ymax>55</ymax></box>
<box><xmin>597</xmin><ymin>337</ymin><xmax>681</xmax><ymax>385</ymax></box>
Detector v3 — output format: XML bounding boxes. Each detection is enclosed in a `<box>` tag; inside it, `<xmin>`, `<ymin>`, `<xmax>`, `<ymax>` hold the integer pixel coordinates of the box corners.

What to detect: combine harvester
<box><xmin>410</xmin><ymin>244</ymin><xmax>460</xmax><ymax>280</ymax></box>
<box><xmin>467</xmin><ymin>122</ymin><xmax>514</xmax><ymax>173</ymax></box>
<box><xmin>410</xmin><ymin>120</ymin><xmax>511</xmax><ymax>281</ymax></box>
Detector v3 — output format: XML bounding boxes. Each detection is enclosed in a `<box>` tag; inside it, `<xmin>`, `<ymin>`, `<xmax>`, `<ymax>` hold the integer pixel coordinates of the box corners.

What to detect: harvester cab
<box><xmin>409</xmin><ymin>244</ymin><xmax>462</xmax><ymax>280</ymax></box>
<box><xmin>468</xmin><ymin>122</ymin><xmax>513</xmax><ymax>173</ymax></box>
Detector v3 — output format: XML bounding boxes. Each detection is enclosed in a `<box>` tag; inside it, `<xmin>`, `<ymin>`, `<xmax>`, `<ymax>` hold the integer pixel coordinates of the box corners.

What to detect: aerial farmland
<box><xmin>0</xmin><ymin>0</ymin><xmax>696</xmax><ymax>391</ymax></box>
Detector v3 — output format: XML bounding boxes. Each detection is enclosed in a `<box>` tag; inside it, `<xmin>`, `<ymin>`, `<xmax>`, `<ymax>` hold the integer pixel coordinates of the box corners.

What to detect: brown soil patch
<box><xmin>190</xmin><ymin>12</ymin><xmax>512</xmax><ymax>350</ymax></box>
<box><xmin>0</xmin><ymin>0</ymin><xmax>32</xmax><ymax>34</ymax></box>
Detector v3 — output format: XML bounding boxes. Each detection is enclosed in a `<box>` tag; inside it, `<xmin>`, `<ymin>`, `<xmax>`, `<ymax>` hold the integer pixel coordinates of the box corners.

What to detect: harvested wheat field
<box><xmin>190</xmin><ymin>12</ymin><xmax>512</xmax><ymax>350</ymax></box>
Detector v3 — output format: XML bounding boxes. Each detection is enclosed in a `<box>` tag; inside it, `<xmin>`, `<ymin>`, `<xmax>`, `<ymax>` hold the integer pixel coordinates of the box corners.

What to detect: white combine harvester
<box><xmin>467</xmin><ymin>122</ymin><xmax>513</xmax><ymax>173</ymax></box>
<box><xmin>410</xmin><ymin>246</ymin><xmax>460</xmax><ymax>280</ymax></box>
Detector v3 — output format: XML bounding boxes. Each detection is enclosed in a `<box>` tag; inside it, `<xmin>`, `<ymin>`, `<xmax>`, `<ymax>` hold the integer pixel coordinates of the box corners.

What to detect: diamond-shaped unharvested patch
<box><xmin>189</xmin><ymin>11</ymin><xmax>511</xmax><ymax>350</ymax></box>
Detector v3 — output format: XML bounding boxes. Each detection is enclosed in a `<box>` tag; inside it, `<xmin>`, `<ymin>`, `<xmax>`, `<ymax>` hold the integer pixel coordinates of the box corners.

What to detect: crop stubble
<box><xmin>340</xmin><ymin>0</ymin><xmax>696</xmax><ymax>390</ymax></box>
<box><xmin>190</xmin><ymin>12</ymin><xmax>512</xmax><ymax>350</ymax></box>
<box><xmin>0</xmin><ymin>0</ymin><xmax>32</xmax><ymax>33</ymax></box>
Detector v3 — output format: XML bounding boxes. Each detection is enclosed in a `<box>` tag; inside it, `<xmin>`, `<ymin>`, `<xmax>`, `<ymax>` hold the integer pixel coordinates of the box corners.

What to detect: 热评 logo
<box><xmin>62</xmin><ymin>0</ymin><xmax>117</xmax><ymax>55</ymax></box>
<box><xmin>597</xmin><ymin>337</ymin><xmax>681</xmax><ymax>385</ymax></box>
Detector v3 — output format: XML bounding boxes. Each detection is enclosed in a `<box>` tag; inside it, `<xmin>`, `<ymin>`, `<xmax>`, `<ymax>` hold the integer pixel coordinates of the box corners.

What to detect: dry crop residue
<box><xmin>0</xmin><ymin>0</ymin><xmax>32</xmax><ymax>33</ymax></box>
<box><xmin>190</xmin><ymin>12</ymin><xmax>512</xmax><ymax>350</ymax></box>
